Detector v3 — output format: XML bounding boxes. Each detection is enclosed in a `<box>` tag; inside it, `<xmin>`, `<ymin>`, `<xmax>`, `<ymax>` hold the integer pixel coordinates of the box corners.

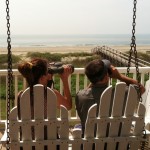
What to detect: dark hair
<box><xmin>85</xmin><ymin>59</ymin><xmax>107</xmax><ymax>84</ymax></box>
<box><xmin>18</xmin><ymin>58</ymin><xmax>48</xmax><ymax>86</ymax></box>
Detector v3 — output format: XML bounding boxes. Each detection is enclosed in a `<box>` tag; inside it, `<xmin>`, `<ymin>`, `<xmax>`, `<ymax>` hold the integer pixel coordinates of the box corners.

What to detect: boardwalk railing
<box><xmin>0</xmin><ymin>67</ymin><xmax>150</xmax><ymax>125</ymax></box>
<box><xmin>92</xmin><ymin>45</ymin><xmax>150</xmax><ymax>67</ymax></box>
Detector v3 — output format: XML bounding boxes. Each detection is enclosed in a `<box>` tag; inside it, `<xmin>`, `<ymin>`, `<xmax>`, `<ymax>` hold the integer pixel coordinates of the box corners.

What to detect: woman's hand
<box><xmin>57</xmin><ymin>64</ymin><xmax>73</xmax><ymax>110</ymax></box>
<box><xmin>59</xmin><ymin>65</ymin><xmax>73</xmax><ymax>80</ymax></box>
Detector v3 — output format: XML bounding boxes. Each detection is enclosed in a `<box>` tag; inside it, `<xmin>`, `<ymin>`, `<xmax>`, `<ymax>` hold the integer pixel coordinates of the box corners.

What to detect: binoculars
<box><xmin>48</xmin><ymin>62</ymin><xmax>74</xmax><ymax>74</ymax></box>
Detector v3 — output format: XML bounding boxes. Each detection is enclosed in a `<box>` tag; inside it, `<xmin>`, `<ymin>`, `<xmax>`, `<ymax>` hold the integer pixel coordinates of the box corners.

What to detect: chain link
<box><xmin>6</xmin><ymin>0</ymin><xmax>13</xmax><ymax>149</ymax></box>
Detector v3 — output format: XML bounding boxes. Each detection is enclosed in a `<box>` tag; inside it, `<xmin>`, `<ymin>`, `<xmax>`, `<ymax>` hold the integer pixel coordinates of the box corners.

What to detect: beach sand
<box><xmin>0</xmin><ymin>45</ymin><xmax>150</xmax><ymax>56</ymax></box>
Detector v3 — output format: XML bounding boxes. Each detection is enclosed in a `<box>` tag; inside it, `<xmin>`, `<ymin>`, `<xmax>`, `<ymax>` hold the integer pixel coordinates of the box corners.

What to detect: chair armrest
<box><xmin>1</xmin><ymin>129</ymin><xmax>7</xmax><ymax>144</ymax></box>
<box><xmin>0</xmin><ymin>121</ymin><xmax>7</xmax><ymax>145</ymax></box>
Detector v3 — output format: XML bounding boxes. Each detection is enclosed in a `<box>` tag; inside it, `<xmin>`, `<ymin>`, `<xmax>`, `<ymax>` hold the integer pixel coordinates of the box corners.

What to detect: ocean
<box><xmin>0</xmin><ymin>34</ymin><xmax>150</xmax><ymax>47</ymax></box>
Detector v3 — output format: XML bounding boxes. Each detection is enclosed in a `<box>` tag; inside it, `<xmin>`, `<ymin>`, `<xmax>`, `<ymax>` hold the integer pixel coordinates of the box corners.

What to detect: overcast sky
<box><xmin>0</xmin><ymin>0</ymin><xmax>150</xmax><ymax>35</ymax></box>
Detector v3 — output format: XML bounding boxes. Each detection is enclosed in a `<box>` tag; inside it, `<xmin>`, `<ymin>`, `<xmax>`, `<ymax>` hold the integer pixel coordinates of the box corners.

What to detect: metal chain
<box><xmin>6</xmin><ymin>0</ymin><xmax>13</xmax><ymax>149</ymax></box>
<box><xmin>127</xmin><ymin>0</ymin><xmax>142</xmax><ymax>102</ymax></box>
<box><xmin>132</xmin><ymin>0</ymin><xmax>140</xmax><ymax>84</ymax></box>
<box><xmin>127</xmin><ymin>0</ymin><xmax>137</xmax><ymax>76</ymax></box>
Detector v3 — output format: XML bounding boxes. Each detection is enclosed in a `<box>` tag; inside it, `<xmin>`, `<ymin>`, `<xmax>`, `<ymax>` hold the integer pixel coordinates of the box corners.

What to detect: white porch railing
<box><xmin>0</xmin><ymin>67</ymin><xmax>150</xmax><ymax>125</ymax></box>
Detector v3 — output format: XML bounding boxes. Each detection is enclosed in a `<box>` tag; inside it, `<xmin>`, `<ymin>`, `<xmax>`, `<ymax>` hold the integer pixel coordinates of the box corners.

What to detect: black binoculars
<box><xmin>48</xmin><ymin>62</ymin><xmax>74</xmax><ymax>74</ymax></box>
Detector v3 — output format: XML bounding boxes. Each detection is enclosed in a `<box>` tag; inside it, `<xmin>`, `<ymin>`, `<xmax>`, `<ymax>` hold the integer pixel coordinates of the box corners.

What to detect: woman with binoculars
<box><xmin>17</xmin><ymin>58</ymin><xmax>73</xmax><ymax>111</ymax></box>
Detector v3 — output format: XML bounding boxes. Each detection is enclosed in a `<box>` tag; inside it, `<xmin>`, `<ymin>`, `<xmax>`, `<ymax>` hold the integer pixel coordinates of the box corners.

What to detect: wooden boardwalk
<box><xmin>92</xmin><ymin>45</ymin><xmax>150</xmax><ymax>67</ymax></box>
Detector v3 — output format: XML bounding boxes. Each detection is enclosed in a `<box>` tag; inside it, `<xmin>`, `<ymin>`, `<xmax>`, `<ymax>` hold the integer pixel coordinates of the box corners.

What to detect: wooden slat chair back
<box><xmin>142</xmin><ymin>79</ymin><xmax>150</xmax><ymax>130</ymax></box>
<box><xmin>142</xmin><ymin>79</ymin><xmax>150</xmax><ymax>116</ymax></box>
<box><xmin>8</xmin><ymin>84</ymin><xmax>69</xmax><ymax>150</ymax></box>
<box><xmin>72</xmin><ymin>82</ymin><xmax>146</xmax><ymax>150</ymax></box>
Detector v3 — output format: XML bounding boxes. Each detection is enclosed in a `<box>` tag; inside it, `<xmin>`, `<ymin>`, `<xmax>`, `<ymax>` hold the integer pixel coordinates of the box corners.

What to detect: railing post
<box><xmin>14</xmin><ymin>75</ymin><xmax>18</xmax><ymax>106</ymax></box>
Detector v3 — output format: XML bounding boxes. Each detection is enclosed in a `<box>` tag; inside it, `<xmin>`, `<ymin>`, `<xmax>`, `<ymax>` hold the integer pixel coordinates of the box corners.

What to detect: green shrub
<box><xmin>26</xmin><ymin>52</ymin><xmax>62</xmax><ymax>62</ymax></box>
<box><xmin>0</xmin><ymin>54</ymin><xmax>21</xmax><ymax>64</ymax></box>
<box><xmin>62</xmin><ymin>52</ymin><xmax>92</xmax><ymax>57</ymax></box>
<box><xmin>137</xmin><ymin>52</ymin><xmax>150</xmax><ymax>62</ymax></box>
<box><xmin>71</xmin><ymin>55</ymin><xmax>99</xmax><ymax>67</ymax></box>
<box><xmin>0</xmin><ymin>54</ymin><xmax>21</xmax><ymax>69</ymax></box>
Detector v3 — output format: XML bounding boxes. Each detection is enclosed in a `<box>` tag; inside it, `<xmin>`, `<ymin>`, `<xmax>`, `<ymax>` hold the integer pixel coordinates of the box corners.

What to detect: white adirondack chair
<box><xmin>1</xmin><ymin>84</ymin><xmax>70</xmax><ymax>150</ymax></box>
<box><xmin>1</xmin><ymin>83</ymin><xmax>147</xmax><ymax>150</ymax></box>
<box><xmin>72</xmin><ymin>82</ymin><xmax>146</xmax><ymax>150</ymax></box>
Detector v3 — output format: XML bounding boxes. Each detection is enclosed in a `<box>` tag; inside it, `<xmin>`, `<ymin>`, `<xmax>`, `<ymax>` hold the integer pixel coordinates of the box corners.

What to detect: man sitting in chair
<box><xmin>75</xmin><ymin>59</ymin><xmax>145</xmax><ymax>135</ymax></box>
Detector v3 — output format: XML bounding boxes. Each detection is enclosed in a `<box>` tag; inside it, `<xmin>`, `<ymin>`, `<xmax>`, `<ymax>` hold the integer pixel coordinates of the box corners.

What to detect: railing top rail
<box><xmin>0</xmin><ymin>67</ymin><xmax>150</xmax><ymax>75</ymax></box>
